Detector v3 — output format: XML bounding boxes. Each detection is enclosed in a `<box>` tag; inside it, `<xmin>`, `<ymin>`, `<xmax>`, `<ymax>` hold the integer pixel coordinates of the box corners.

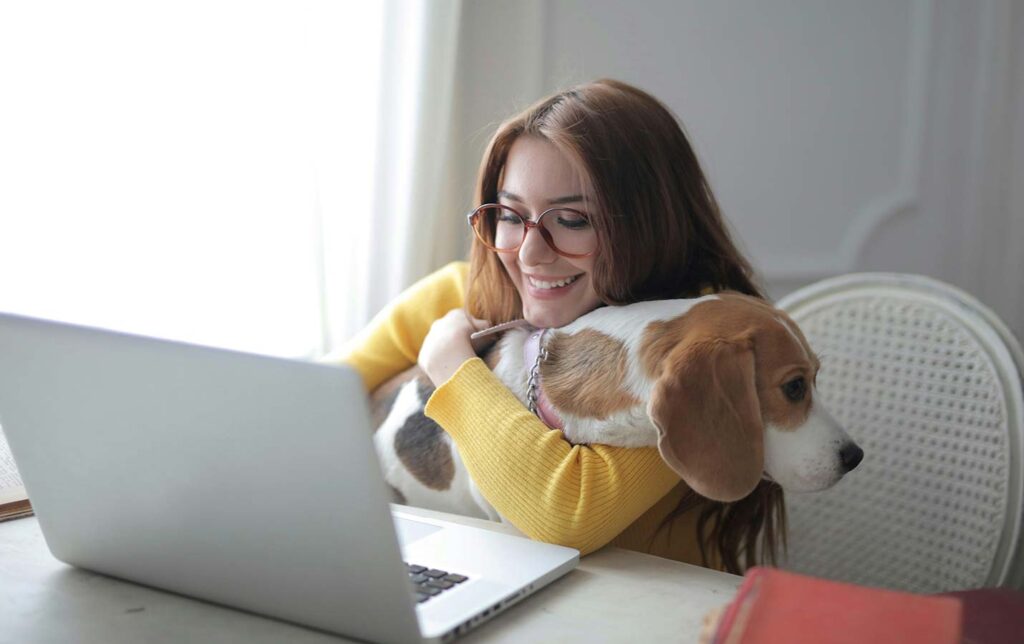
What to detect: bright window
<box><xmin>0</xmin><ymin>1</ymin><xmax>384</xmax><ymax>358</ymax></box>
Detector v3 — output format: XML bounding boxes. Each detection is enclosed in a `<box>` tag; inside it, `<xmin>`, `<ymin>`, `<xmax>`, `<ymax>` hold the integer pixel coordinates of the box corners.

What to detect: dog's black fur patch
<box><xmin>415</xmin><ymin>377</ymin><xmax>435</xmax><ymax>402</ymax></box>
<box><xmin>393</xmin><ymin>378</ymin><xmax>453</xmax><ymax>490</ymax></box>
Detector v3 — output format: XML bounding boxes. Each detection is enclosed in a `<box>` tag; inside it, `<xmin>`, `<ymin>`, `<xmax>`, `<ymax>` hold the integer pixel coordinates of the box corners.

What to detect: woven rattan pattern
<box><xmin>782</xmin><ymin>295</ymin><xmax>1009</xmax><ymax>592</ymax></box>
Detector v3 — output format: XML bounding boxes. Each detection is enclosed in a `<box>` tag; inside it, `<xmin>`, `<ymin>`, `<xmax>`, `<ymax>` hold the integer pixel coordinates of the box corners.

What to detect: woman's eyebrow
<box><xmin>497</xmin><ymin>190</ymin><xmax>584</xmax><ymax>206</ymax></box>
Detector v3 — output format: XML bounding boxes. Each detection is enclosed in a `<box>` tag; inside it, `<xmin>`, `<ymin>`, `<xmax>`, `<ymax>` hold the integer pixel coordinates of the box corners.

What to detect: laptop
<box><xmin>0</xmin><ymin>312</ymin><xmax>578</xmax><ymax>643</ymax></box>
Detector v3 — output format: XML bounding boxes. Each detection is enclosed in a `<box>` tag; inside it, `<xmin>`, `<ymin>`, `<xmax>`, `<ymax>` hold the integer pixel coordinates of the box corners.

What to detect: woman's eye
<box><xmin>556</xmin><ymin>214</ymin><xmax>590</xmax><ymax>230</ymax></box>
<box><xmin>782</xmin><ymin>377</ymin><xmax>807</xmax><ymax>402</ymax></box>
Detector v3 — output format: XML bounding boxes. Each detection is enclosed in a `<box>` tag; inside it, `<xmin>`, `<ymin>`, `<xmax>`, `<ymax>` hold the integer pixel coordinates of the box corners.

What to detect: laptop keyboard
<box><xmin>406</xmin><ymin>563</ymin><xmax>470</xmax><ymax>603</ymax></box>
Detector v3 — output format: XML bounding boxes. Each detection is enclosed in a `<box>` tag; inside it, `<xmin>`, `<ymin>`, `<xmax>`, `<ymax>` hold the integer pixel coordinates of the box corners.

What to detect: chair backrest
<box><xmin>777</xmin><ymin>273</ymin><xmax>1024</xmax><ymax>592</ymax></box>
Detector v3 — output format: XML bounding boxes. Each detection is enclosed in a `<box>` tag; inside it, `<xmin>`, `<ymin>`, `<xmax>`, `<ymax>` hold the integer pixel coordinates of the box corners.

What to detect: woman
<box><xmin>336</xmin><ymin>79</ymin><xmax>782</xmax><ymax>574</ymax></box>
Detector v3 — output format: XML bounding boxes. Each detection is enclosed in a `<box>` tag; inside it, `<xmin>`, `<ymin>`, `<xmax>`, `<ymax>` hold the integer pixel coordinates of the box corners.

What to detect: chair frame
<box><xmin>778</xmin><ymin>272</ymin><xmax>1024</xmax><ymax>589</ymax></box>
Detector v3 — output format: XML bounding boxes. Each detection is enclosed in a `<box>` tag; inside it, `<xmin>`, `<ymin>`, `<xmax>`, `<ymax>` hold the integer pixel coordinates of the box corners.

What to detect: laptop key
<box><xmin>426</xmin><ymin>579</ymin><xmax>455</xmax><ymax>590</ymax></box>
<box><xmin>405</xmin><ymin>562</ymin><xmax>470</xmax><ymax>604</ymax></box>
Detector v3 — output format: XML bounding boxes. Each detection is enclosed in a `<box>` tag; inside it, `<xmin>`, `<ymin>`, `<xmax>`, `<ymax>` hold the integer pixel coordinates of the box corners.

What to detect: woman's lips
<box><xmin>524</xmin><ymin>273</ymin><xmax>583</xmax><ymax>300</ymax></box>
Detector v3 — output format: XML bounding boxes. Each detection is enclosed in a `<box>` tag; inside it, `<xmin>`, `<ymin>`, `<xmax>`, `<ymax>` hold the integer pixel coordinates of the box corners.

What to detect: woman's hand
<box><xmin>418</xmin><ymin>309</ymin><xmax>491</xmax><ymax>387</ymax></box>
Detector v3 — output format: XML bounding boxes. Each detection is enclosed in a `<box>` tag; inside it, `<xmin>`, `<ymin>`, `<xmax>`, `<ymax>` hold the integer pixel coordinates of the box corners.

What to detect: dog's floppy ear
<box><xmin>648</xmin><ymin>337</ymin><xmax>764</xmax><ymax>502</ymax></box>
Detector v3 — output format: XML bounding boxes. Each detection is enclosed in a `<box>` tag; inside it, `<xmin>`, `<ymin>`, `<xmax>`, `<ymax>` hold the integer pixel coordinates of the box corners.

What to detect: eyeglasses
<box><xmin>466</xmin><ymin>203</ymin><xmax>598</xmax><ymax>259</ymax></box>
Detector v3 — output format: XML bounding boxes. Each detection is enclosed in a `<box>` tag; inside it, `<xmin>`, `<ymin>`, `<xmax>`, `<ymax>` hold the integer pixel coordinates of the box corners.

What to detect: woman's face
<box><xmin>497</xmin><ymin>136</ymin><xmax>602</xmax><ymax>328</ymax></box>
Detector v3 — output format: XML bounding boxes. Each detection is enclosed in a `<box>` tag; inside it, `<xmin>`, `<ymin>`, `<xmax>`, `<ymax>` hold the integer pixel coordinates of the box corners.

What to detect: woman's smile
<box><xmin>524</xmin><ymin>272</ymin><xmax>584</xmax><ymax>296</ymax></box>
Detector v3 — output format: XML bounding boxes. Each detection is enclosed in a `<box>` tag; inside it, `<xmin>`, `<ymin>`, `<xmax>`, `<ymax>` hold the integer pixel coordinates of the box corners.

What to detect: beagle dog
<box><xmin>372</xmin><ymin>293</ymin><xmax>863</xmax><ymax>522</ymax></box>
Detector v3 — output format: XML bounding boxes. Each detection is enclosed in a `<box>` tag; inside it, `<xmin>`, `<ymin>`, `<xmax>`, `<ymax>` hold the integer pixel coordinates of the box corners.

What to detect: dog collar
<box><xmin>523</xmin><ymin>328</ymin><xmax>564</xmax><ymax>430</ymax></box>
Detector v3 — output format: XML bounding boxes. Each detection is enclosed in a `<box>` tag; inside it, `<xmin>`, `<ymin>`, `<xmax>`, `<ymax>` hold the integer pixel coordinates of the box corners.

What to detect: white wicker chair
<box><xmin>776</xmin><ymin>273</ymin><xmax>1024</xmax><ymax>592</ymax></box>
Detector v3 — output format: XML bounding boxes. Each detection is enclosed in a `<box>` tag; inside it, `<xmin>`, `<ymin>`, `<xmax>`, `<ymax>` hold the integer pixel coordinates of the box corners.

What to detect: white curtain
<box><xmin>0</xmin><ymin>1</ymin><xmax>388</xmax><ymax>358</ymax></box>
<box><xmin>0</xmin><ymin>0</ymin><xmax>473</xmax><ymax>359</ymax></box>
<box><xmin>320</xmin><ymin>0</ymin><xmax>466</xmax><ymax>354</ymax></box>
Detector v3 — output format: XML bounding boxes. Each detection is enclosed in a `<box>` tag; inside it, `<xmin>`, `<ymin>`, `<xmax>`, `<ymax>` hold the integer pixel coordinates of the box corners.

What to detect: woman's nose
<box><xmin>518</xmin><ymin>224</ymin><xmax>556</xmax><ymax>266</ymax></box>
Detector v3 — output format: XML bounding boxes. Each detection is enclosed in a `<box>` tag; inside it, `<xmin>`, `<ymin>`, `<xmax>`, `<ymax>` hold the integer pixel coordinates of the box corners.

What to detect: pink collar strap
<box><xmin>523</xmin><ymin>328</ymin><xmax>564</xmax><ymax>430</ymax></box>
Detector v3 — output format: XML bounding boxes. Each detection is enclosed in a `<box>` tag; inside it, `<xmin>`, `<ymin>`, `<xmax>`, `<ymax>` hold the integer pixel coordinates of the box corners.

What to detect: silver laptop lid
<box><xmin>0</xmin><ymin>313</ymin><xmax>423</xmax><ymax>644</ymax></box>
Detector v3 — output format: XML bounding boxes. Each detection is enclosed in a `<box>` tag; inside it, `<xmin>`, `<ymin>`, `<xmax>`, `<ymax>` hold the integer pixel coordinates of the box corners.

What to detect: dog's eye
<box><xmin>782</xmin><ymin>377</ymin><xmax>807</xmax><ymax>402</ymax></box>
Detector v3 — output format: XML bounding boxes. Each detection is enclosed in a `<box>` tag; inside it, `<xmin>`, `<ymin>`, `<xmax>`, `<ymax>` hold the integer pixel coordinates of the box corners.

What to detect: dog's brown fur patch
<box><xmin>540</xmin><ymin>329</ymin><xmax>640</xmax><ymax>420</ymax></box>
<box><xmin>638</xmin><ymin>314</ymin><xmax>694</xmax><ymax>381</ymax></box>
<box><xmin>638</xmin><ymin>293</ymin><xmax>819</xmax><ymax>432</ymax></box>
<box><xmin>393</xmin><ymin>378</ymin><xmax>455</xmax><ymax>490</ymax></box>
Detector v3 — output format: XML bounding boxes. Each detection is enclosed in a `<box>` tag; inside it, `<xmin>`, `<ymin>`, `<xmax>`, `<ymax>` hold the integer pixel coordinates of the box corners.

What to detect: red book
<box><xmin>706</xmin><ymin>567</ymin><xmax>963</xmax><ymax>644</ymax></box>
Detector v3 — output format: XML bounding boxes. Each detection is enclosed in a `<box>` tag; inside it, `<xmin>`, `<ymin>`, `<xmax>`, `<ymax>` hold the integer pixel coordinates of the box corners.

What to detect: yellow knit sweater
<box><xmin>329</xmin><ymin>261</ymin><xmax>718</xmax><ymax>568</ymax></box>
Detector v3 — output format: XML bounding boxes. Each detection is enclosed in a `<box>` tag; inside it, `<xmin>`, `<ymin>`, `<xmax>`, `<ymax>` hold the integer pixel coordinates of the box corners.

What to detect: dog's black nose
<box><xmin>839</xmin><ymin>443</ymin><xmax>864</xmax><ymax>473</ymax></box>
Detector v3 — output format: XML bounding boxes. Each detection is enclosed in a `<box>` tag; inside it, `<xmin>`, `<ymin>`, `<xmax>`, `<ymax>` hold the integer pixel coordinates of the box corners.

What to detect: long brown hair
<box><xmin>466</xmin><ymin>79</ymin><xmax>783</xmax><ymax>573</ymax></box>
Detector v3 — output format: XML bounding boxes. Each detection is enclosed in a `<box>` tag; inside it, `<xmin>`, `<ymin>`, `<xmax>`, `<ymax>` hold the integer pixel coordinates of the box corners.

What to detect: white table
<box><xmin>1</xmin><ymin>506</ymin><xmax>742</xmax><ymax>643</ymax></box>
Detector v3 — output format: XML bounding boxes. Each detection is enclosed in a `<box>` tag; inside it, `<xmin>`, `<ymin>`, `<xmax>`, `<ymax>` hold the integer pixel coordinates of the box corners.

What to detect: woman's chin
<box><xmin>518</xmin><ymin>279</ymin><xmax>602</xmax><ymax>328</ymax></box>
<box><xmin>523</xmin><ymin>303</ymin><xmax>589</xmax><ymax>329</ymax></box>
<box><xmin>523</xmin><ymin>310</ymin><xmax>560</xmax><ymax>329</ymax></box>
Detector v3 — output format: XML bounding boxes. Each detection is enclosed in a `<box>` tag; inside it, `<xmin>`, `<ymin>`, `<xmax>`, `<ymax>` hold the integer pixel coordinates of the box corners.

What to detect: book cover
<box><xmin>705</xmin><ymin>567</ymin><xmax>962</xmax><ymax>644</ymax></box>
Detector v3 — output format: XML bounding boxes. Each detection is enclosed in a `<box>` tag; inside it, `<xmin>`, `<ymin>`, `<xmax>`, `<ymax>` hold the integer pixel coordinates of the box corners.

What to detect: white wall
<box><xmin>446</xmin><ymin>0</ymin><xmax>1024</xmax><ymax>341</ymax></box>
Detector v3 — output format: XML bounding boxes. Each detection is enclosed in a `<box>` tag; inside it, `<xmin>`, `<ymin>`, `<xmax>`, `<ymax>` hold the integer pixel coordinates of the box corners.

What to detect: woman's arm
<box><xmin>426</xmin><ymin>358</ymin><xmax>681</xmax><ymax>555</ymax></box>
<box><xmin>322</xmin><ymin>262</ymin><xmax>469</xmax><ymax>391</ymax></box>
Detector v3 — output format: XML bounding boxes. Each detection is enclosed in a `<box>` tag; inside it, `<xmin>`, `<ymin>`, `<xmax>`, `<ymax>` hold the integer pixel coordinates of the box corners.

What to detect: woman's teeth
<box><xmin>528</xmin><ymin>274</ymin><xmax>579</xmax><ymax>290</ymax></box>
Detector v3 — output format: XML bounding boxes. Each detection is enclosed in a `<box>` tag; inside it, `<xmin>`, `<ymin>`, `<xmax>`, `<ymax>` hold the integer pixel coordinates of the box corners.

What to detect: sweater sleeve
<box><xmin>321</xmin><ymin>261</ymin><xmax>469</xmax><ymax>392</ymax></box>
<box><xmin>425</xmin><ymin>358</ymin><xmax>682</xmax><ymax>555</ymax></box>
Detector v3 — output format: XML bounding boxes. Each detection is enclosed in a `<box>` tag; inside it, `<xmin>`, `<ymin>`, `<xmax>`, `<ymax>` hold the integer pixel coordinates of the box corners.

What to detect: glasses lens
<box><xmin>473</xmin><ymin>206</ymin><xmax>524</xmax><ymax>250</ymax></box>
<box><xmin>538</xmin><ymin>209</ymin><xmax>597</xmax><ymax>256</ymax></box>
<box><xmin>471</xmin><ymin>205</ymin><xmax>597</xmax><ymax>257</ymax></box>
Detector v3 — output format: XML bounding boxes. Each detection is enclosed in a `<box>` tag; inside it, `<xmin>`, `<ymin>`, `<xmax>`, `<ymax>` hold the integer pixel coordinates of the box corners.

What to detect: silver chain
<box><xmin>526</xmin><ymin>332</ymin><xmax>548</xmax><ymax>415</ymax></box>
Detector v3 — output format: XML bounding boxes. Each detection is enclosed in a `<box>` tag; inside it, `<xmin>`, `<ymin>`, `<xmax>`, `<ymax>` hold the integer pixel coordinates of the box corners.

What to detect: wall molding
<box><xmin>761</xmin><ymin>0</ymin><xmax>932</xmax><ymax>282</ymax></box>
<box><xmin>959</xmin><ymin>0</ymin><xmax>1023</xmax><ymax>339</ymax></box>
<box><xmin>759</xmin><ymin>192</ymin><xmax>919</xmax><ymax>281</ymax></box>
